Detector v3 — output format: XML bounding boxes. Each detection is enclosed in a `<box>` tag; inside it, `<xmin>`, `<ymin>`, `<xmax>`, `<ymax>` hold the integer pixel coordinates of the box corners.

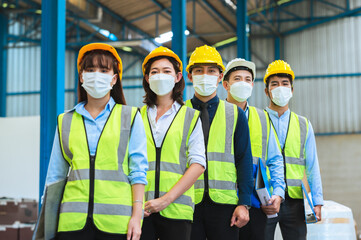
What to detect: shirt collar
<box><xmin>148</xmin><ymin>101</ymin><xmax>181</xmax><ymax>115</ymax></box>
<box><xmin>192</xmin><ymin>95</ymin><xmax>219</xmax><ymax>109</ymax></box>
<box><xmin>266</xmin><ymin>106</ymin><xmax>290</xmax><ymax>119</ymax></box>
<box><xmin>74</xmin><ymin>97</ymin><xmax>115</xmax><ymax>119</ymax></box>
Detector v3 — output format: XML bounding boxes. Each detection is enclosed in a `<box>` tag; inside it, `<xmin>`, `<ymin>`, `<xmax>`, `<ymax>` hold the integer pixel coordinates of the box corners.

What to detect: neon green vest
<box><xmin>248</xmin><ymin>106</ymin><xmax>270</xmax><ymax>169</ymax></box>
<box><xmin>185</xmin><ymin>99</ymin><xmax>238</xmax><ymax>205</ymax></box>
<box><xmin>140</xmin><ymin>105</ymin><xmax>200</xmax><ymax>221</ymax></box>
<box><xmin>276</xmin><ymin>112</ymin><xmax>309</xmax><ymax>199</ymax></box>
<box><xmin>57</xmin><ymin>104</ymin><xmax>137</xmax><ymax>234</ymax></box>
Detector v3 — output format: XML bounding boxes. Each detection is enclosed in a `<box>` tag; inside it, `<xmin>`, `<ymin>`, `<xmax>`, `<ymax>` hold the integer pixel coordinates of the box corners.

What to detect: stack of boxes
<box><xmin>0</xmin><ymin>198</ymin><xmax>37</xmax><ymax>240</ymax></box>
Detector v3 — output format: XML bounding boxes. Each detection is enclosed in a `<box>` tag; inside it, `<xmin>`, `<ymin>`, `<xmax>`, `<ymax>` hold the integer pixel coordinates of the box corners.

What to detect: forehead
<box><xmin>150</xmin><ymin>58</ymin><xmax>173</xmax><ymax>68</ymax></box>
<box><xmin>192</xmin><ymin>64</ymin><xmax>219</xmax><ymax>71</ymax></box>
<box><xmin>269</xmin><ymin>75</ymin><xmax>291</xmax><ymax>83</ymax></box>
<box><xmin>83</xmin><ymin>54</ymin><xmax>113</xmax><ymax>69</ymax></box>
<box><xmin>229</xmin><ymin>70</ymin><xmax>252</xmax><ymax>78</ymax></box>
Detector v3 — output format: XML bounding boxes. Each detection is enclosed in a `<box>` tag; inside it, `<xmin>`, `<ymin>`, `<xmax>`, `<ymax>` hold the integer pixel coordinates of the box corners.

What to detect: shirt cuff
<box><xmin>189</xmin><ymin>158</ymin><xmax>206</xmax><ymax>169</ymax></box>
<box><xmin>272</xmin><ymin>187</ymin><xmax>285</xmax><ymax>200</ymax></box>
<box><xmin>313</xmin><ymin>197</ymin><xmax>324</xmax><ymax>206</ymax></box>
<box><xmin>129</xmin><ymin>172</ymin><xmax>147</xmax><ymax>185</ymax></box>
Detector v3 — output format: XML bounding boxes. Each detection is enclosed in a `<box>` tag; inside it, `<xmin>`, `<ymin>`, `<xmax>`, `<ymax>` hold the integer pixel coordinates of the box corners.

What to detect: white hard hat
<box><xmin>222</xmin><ymin>58</ymin><xmax>256</xmax><ymax>82</ymax></box>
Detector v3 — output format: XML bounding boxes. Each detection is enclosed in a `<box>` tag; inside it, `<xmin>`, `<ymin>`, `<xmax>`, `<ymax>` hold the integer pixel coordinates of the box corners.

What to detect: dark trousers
<box><xmin>140</xmin><ymin>212</ymin><xmax>192</xmax><ymax>240</ymax></box>
<box><xmin>56</xmin><ymin>218</ymin><xmax>126</xmax><ymax>240</ymax></box>
<box><xmin>239</xmin><ymin>207</ymin><xmax>267</xmax><ymax>240</ymax></box>
<box><xmin>190</xmin><ymin>195</ymin><xmax>239</xmax><ymax>240</ymax></box>
<box><xmin>265</xmin><ymin>195</ymin><xmax>306</xmax><ymax>240</ymax></box>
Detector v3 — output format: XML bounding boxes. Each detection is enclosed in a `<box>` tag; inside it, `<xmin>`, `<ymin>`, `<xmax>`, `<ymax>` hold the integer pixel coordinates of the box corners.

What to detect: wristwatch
<box><xmin>242</xmin><ymin>205</ymin><xmax>251</xmax><ymax>210</ymax></box>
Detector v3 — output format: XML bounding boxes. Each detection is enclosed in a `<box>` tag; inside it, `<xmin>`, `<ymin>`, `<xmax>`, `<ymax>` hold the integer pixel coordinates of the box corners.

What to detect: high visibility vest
<box><xmin>140</xmin><ymin>105</ymin><xmax>200</xmax><ymax>221</ymax></box>
<box><xmin>272</xmin><ymin>112</ymin><xmax>309</xmax><ymax>199</ymax></box>
<box><xmin>248</xmin><ymin>106</ymin><xmax>272</xmax><ymax>207</ymax></box>
<box><xmin>57</xmin><ymin>104</ymin><xmax>138</xmax><ymax>234</ymax></box>
<box><xmin>248</xmin><ymin>106</ymin><xmax>270</xmax><ymax>170</ymax></box>
<box><xmin>185</xmin><ymin>99</ymin><xmax>238</xmax><ymax>205</ymax></box>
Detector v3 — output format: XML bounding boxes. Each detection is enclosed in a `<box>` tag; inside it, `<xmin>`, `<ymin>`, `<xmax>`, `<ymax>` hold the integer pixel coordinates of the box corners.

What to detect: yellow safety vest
<box><xmin>140</xmin><ymin>105</ymin><xmax>200</xmax><ymax>221</ymax></box>
<box><xmin>185</xmin><ymin>99</ymin><xmax>238</xmax><ymax>205</ymax></box>
<box><xmin>248</xmin><ymin>106</ymin><xmax>270</xmax><ymax>169</ymax></box>
<box><xmin>272</xmin><ymin>112</ymin><xmax>309</xmax><ymax>199</ymax></box>
<box><xmin>57</xmin><ymin>104</ymin><xmax>138</xmax><ymax>234</ymax></box>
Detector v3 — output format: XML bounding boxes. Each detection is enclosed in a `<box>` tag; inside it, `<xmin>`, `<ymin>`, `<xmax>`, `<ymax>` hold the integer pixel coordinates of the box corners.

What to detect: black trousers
<box><xmin>140</xmin><ymin>212</ymin><xmax>192</xmax><ymax>240</ymax></box>
<box><xmin>239</xmin><ymin>207</ymin><xmax>267</xmax><ymax>240</ymax></box>
<box><xmin>56</xmin><ymin>218</ymin><xmax>127</xmax><ymax>240</ymax></box>
<box><xmin>265</xmin><ymin>195</ymin><xmax>306</xmax><ymax>240</ymax></box>
<box><xmin>190</xmin><ymin>195</ymin><xmax>239</xmax><ymax>240</ymax></box>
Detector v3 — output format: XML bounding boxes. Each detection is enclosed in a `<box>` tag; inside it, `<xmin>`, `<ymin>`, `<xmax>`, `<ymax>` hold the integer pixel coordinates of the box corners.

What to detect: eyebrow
<box><xmin>233</xmin><ymin>74</ymin><xmax>251</xmax><ymax>78</ymax></box>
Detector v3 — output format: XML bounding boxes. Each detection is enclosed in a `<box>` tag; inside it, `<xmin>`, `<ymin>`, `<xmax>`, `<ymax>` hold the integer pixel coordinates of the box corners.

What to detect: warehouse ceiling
<box><xmin>1</xmin><ymin>0</ymin><xmax>354</xmax><ymax>56</ymax></box>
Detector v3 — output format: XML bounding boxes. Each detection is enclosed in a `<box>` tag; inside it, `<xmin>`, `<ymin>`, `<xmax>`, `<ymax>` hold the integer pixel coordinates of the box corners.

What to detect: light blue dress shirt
<box><xmin>147</xmin><ymin>101</ymin><xmax>206</xmax><ymax>169</ymax></box>
<box><xmin>244</xmin><ymin>103</ymin><xmax>285</xmax><ymax>200</ymax></box>
<box><xmin>45</xmin><ymin>97</ymin><xmax>148</xmax><ymax>188</ymax></box>
<box><xmin>265</xmin><ymin>107</ymin><xmax>324</xmax><ymax>206</ymax></box>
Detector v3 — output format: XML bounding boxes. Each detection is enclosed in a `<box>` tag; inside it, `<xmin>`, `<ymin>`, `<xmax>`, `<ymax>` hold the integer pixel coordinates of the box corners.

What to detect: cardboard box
<box><xmin>0</xmin><ymin>198</ymin><xmax>38</xmax><ymax>225</ymax></box>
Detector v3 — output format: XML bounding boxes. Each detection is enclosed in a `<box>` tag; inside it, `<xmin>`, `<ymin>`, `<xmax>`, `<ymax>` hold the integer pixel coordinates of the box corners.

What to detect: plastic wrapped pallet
<box><xmin>274</xmin><ymin>200</ymin><xmax>357</xmax><ymax>240</ymax></box>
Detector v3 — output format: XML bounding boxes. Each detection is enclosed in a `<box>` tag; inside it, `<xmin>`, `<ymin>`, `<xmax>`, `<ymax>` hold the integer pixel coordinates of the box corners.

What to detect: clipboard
<box><xmin>255</xmin><ymin>158</ymin><xmax>277</xmax><ymax>218</ymax></box>
<box><xmin>301</xmin><ymin>182</ymin><xmax>318</xmax><ymax>224</ymax></box>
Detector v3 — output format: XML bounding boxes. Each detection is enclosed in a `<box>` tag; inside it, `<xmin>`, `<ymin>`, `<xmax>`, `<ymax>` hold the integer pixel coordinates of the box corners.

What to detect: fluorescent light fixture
<box><xmin>224</xmin><ymin>0</ymin><xmax>236</xmax><ymax>10</ymax></box>
<box><xmin>121</xmin><ymin>46</ymin><xmax>133</xmax><ymax>52</ymax></box>
<box><xmin>155</xmin><ymin>30</ymin><xmax>190</xmax><ymax>44</ymax></box>
<box><xmin>99</xmin><ymin>29</ymin><xmax>118</xmax><ymax>41</ymax></box>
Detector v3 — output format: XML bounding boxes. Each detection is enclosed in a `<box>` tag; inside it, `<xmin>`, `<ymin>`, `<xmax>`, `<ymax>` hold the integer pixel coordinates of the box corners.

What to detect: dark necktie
<box><xmin>200</xmin><ymin>102</ymin><xmax>210</xmax><ymax>145</ymax></box>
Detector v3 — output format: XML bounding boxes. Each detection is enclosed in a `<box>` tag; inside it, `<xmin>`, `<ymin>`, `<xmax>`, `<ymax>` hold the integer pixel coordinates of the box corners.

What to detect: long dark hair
<box><xmin>142</xmin><ymin>56</ymin><xmax>185</xmax><ymax>107</ymax></box>
<box><xmin>77</xmin><ymin>49</ymin><xmax>126</xmax><ymax>104</ymax></box>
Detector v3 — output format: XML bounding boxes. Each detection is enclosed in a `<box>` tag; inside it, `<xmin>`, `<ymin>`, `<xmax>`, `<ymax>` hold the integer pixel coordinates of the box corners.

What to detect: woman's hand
<box><xmin>127</xmin><ymin>216</ymin><xmax>142</xmax><ymax>240</ymax></box>
<box><xmin>144</xmin><ymin>196</ymin><xmax>171</xmax><ymax>214</ymax></box>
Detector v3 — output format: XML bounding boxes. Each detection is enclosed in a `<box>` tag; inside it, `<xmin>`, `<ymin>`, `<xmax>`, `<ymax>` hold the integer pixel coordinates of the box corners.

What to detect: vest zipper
<box><xmin>88</xmin><ymin>155</ymin><xmax>95</xmax><ymax>219</ymax></box>
<box><xmin>155</xmin><ymin>148</ymin><xmax>161</xmax><ymax>199</ymax></box>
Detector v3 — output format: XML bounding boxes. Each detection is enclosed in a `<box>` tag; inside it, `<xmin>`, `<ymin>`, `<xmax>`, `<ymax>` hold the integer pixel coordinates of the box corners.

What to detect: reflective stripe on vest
<box><xmin>185</xmin><ymin>100</ymin><xmax>238</xmax><ymax>205</ymax></box>
<box><xmin>57</xmin><ymin>104</ymin><xmax>137</xmax><ymax>234</ymax></box>
<box><xmin>140</xmin><ymin>105</ymin><xmax>199</xmax><ymax>220</ymax></box>
<box><xmin>283</xmin><ymin>112</ymin><xmax>309</xmax><ymax>199</ymax></box>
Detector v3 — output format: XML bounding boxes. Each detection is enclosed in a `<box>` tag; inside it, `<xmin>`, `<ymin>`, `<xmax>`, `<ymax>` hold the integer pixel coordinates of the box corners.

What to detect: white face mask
<box><xmin>192</xmin><ymin>74</ymin><xmax>219</xmax><ymax>96</ymax></box>
<box><xmin>229</xmin><ymin>81</ymin><xmax>253</xmax><ymax>102</ymax></box>
<box><xmin>82</xmin><ymin>72</ymin><xmax>114</xmax><ymax>99</ymax></box>
<box><xmin>149</xmin><ymin>73</ymin><xmax>175</xmax><ymax>96</ymax></box>
<box><xmin>271</xmin><ymin>86</ymin><xmax>293</xmax><ymax>107</ymax></box>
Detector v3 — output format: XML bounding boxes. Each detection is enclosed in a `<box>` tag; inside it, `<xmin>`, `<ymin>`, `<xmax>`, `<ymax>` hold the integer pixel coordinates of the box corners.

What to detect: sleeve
<box><xmin>45</xmin><ymin>129</ymin><xmax>70</xmax><ymax>187</ymax></box>
<box><xmin>42</xmin><ymin>128</ymin><xmax>70</xmax><ymax>203</ymax></box>
<box><xmin>187</xmin><ymin>118</ymin><xmax>206</xmax><ymax>169</ymax></box>
<box><xmin>266</xmin><ymin>125</ymin><xmax>285</xmax><ymax>199</ymax></box>
<box><xmin>128</xmin><ymin>112</ymin><xmax>148</xmax><ymax>185</ymax></box>
<box><xmin>305</xmin><ymin>121</ymin><xmax>324</xmax><ymax>206</ymax></box>
<box><xmin>234</xmin><ymin>107</ymin><xmax>253</xmax><ymax>206</ymax></box>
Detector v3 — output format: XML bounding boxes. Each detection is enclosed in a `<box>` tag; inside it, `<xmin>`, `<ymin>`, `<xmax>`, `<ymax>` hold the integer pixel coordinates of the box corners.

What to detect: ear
<box><xmin>145</xmin><ymin>74</ymin><xmax>150</xmax><ymax>84</ymax></box>
<box><xmin>175</xmin><ymin>72</ymin><xmax>182</xmax><ymax>83</ymax></box>
<box><xmin>111</xmin><ymin>74</ymin><xmax>117</xmax><ymax>86</ymax></box>
<box><xmin>217</xmin><ymin>73</ymin><xmax>224</xmax><ymax>83</ymax></box>
<box><xmin>80</xmin><ymin>72</ymin><xmax>84</xmax><ymax>83</ymax></box>
<box><xmin>188</xmin><ymin>73</ymin><xmax>193</xmax><ymax>83</ymax></box>
<box><xmin>264</xmin><ymin>87</ymin><xmax>269</xmax><ymax>97</ymax></box>
<box><xmin>222</xmin><ymin>81</ymin><xmax>230</xmax><ymax>91</ymax></box>
<box><xmin>251</xmin><ymin>81</ymin><xmax>254</xmax><ymax>87</ymax></box>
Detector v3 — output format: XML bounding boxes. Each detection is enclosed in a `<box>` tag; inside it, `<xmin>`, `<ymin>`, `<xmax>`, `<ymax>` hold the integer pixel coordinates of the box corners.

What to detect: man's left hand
<box><xmin>230</xmin><ymin>205</ymin><xmax>249</xmax><ymax>228</ymax></box>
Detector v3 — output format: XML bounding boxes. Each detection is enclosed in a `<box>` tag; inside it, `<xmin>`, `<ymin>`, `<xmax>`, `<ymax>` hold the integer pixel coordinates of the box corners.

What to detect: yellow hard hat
<box><xmin>77</xmin><ymin>43</ymin><xmax>123</xmax><ymax>80</ymax></box>
<box><xmin>142</xmin><ymin>46</ymin><xmax>183</xmax><ymax>74</ymax></box>
<box><xmin>263</xmin><ymin>60</ymin><xmax>295</xmax><ymax>84</ymax></box>
<box><xmin>186</xmin><ymin>45</ymin><xmax>225</xmax><ymax>73</ymax></box>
